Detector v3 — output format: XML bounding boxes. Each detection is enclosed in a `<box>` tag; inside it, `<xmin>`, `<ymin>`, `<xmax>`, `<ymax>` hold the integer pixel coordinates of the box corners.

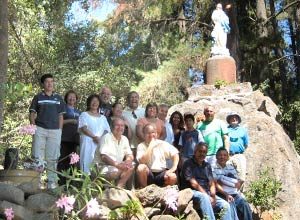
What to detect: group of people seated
<box><xmin>29</xmin><ymin>74</ymin><xmax>252</xmax><ymax>220</ymax></box>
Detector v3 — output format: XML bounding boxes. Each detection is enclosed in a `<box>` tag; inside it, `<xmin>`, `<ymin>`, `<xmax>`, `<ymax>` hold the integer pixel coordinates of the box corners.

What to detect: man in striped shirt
<box><xmin>29</xmin><ymin>74</ymin><xmax>65</xmax><ymax>189</ymax></box>
<box><xmin>213</xmin><ymin>147</ymin><xmax>252</xmax><ymax>220</ymax></box>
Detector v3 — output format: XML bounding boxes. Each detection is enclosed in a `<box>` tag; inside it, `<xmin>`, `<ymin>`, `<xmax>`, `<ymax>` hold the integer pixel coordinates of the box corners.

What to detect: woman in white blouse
<box><xmin>78</xmin><ymin>94</ymin><xmax>110</xmax><ymax>173</ymax></box>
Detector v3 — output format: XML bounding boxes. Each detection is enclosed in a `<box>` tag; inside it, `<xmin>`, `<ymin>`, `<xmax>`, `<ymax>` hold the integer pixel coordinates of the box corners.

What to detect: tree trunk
<box><xmin>255</xmin><ymin>0</ymin><xmax>269</xmax><ymax>85</ymax></box>
<box><xmin>270</xmin><ymin>0</ymin><xmax>288</xmax><ymax>103</ymax></box>
<box><xmin>0</xmin><ymin>0</ymin><xmax>8</xmax><ymax>134</ymax></box>
<box><xmin>256</xmin><ymin>0</ymin><xmax>268</xmax><ymax>39</ymax></box>
<box><xmin>294</xmin><ymin>3</ymin><xmax>300</xmax><ymax>89</ymax></box>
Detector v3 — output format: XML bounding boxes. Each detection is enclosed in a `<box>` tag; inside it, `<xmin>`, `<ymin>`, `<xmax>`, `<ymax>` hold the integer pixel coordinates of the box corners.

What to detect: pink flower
<box><xmin>86</xmin><ymin>198</ymin><xmax>101</xmax><ymax>218</ymax></box>
<box><xmin>164</xmin><ymin>188</ymin><xmax>178</xmax><ymax>212</ymax></box>
<box><xmin>56</xmin><ymin>195</ymin><xmax>75</xmax><ymax>214</ymax></box>
<box><xmin>70</xmin><ymin>152</ymin><xmax>80</xmax><ymax>165</ymax></box>
<box><xmin>19</xmin><ymin>124</ymin><xmax>36</xmax><ymax>135</ymax></box>
<box><xmin>4</xmin><ymin>207</ymin><xmax>14</xmax><ymax>220</ymax></box>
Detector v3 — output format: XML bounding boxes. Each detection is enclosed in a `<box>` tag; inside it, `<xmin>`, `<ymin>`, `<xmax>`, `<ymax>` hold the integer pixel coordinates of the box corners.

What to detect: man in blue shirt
<box><xmin>181</xmin><ymin>142</ymin><xmax>232</xmax><ymax>220</ymax></box>
<box><xmin>227</xmin><ymin>112</ymin><xmax>249</xmax><ymax>181</ymax></box>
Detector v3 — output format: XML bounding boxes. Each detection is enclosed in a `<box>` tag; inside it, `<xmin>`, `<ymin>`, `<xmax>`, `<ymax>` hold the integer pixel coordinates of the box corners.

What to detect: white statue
<box><xmin>211</xmin><ymin>3</ymin><xmax>230</xmax><ymax>56</ymax></box>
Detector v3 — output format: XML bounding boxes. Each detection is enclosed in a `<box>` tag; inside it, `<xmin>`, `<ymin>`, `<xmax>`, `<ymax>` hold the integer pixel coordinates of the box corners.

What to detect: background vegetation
<box><xmin>1</xmin><ymin>0</ymin><xmax>300</xmax><ymax>155</ymax></box>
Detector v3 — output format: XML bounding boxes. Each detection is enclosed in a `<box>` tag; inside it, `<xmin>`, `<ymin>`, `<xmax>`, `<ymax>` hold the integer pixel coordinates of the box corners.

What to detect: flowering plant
<box><xmin>4</xmin><ymin>207</ymin><xmax>14</xmax><ymax>220</ymax></box>
<box><xmin>53</xmin><ymin>153</ymin><xmax>110</xmax><ymax>219</ymax></box>
<box><xmin>164</xmin><ymin>187</ymin><xmax>179</xmax><ymax>212</ymax></box>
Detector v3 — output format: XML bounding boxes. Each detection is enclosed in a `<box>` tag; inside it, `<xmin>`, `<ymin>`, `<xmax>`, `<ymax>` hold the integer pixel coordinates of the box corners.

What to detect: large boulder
<box><xmin>0</xmin><ymin>200</ymin><xmax>33</xmax><ymax>220</ymax></box>
<box><xmin>134</xmin><ymin>184</ymin><xmax>165</xmax><ymax>207</ymax></box>
<box><xmin>101</xmin><ymin>188</ymin><xmax>133</xmax><ymax>209</ymax></box>
<box><xmin>177</xmin><ymin>188</ymin><xmax>193</xmax><ymax>213</ymax></box>
<box><xmin>25</xmin><ymin>193</ymin><xmax>57</xmax><ymax>212</ymax></box>
<box><xmin>0</xmin><ymin>183</ymin><xmax>25</xmax><ymax>205</ymax></box>
<box><xmin>169</xmin><ymin>83</ymin><xmax>300</xmax><ymax>220</ymax></box>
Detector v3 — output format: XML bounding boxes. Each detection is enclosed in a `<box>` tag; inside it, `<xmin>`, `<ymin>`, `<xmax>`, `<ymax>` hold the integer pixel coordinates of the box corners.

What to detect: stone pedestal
<box><xmin>205</xmin><ymin>56</ymin><xmax>236</xmax><ymax>85</ymax></box>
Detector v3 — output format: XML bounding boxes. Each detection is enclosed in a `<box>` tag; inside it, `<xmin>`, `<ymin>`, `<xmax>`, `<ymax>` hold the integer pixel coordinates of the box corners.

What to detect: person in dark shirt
<box><xmin>57</xmin><ymin>90</ymin><xmax>81</xmax><ymax>184</ymax></box>
<box><xmin>99</xmin><ymin>86</ymin><xmax>112</xmax><ymax>117</ymax></box>
<box><xmin>29</xmin><ymin>74</ymin><xmax>65</xmax><ymax>189</ymax></box>
<box><xmin>181</xmin><ymin>142</ymin><xmax>232</xmax><ymax>220</ymax></box>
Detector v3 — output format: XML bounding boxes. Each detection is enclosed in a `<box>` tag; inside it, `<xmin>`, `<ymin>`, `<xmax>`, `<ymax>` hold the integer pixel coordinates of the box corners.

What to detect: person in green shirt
<box><xmin>197</xmin><ymin>105</ymin><xmax>229</xmax><ymax>166</ymax></box>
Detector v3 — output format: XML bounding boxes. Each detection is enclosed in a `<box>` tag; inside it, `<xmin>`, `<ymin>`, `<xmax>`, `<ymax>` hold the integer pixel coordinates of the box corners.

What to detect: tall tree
<box><xmin>0</xmin><ymin>0</ymin><xmax>8</xmax><ymax>133</ymax></box>
<box><xmin>269</xmin><ymin>0</ymin><xmax>288</xmax><ymax>103</ymax></box>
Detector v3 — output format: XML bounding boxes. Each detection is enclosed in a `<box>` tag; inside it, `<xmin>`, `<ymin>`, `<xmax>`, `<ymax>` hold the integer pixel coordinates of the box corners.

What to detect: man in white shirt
<box><xmin>93</xmin><ymin>118</ymin><xmax>134</xmax><ymax>188</ymax></box>
<box><xmin>158</xmin><ymin>104</ymin><xmax>174</xmax><ymax>144</ymax></box>
<box><xmin>122</xmin><ymin>91</ymin><xmax>145</xmax><ymax>154</ymax></box>
<box><xmin>136</xmin><ymin>124</ymin><xmax>179</xmax><ymax>188</ymax></box>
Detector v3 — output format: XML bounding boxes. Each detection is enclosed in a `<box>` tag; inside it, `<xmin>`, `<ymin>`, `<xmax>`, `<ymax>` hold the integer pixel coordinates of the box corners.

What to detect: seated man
<box><xmin>136</xmin><ymin>124</ymin><xmax>179</xmax><ymax>188</ymax></box>
<box><xmin>93</xmin><ymin>117</ymin><xmax>134</xmax><ymax>188</ymax></box>
<box><xmin>181</xmin><ymin>142</ymin><xmax>232</xmax><ymax>220</ymax></box>
<box><xmin>213</xmin><ymin>147</ymin><xmax>252</xmax><ymax>220</ymax></box>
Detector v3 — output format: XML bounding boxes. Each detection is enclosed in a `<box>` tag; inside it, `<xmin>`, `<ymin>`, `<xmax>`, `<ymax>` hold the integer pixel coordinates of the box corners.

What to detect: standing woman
<box><xmin>169</xmin><ymin>111</ymin><xmax>185</xmax><ymax>149</ymax></box>
<box><xmin>107</xmin><ymin>102</ymin><xmax>132</xmax><ymax>140</ymax></box>
<box><xmin>136</xmin><ymin>102</ymin><xmax>166</xmax><ymax>143</ymax></box>
<box><xmin>57</xmin><ymin>90</ymin><xmax>81</xmax><ymax>179</ymax></box>
<box><xmin>78</xmin><ymin>94</ymin><xmax>111</xmax><ymax>173</ymax></box>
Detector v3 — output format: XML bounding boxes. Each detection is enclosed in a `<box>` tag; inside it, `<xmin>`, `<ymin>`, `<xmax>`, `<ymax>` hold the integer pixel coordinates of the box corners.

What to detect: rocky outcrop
<box><xmin>0</xmin><ymin>182</ymin><xmax>58</xmax><ymax>220</ymax></box>
<box><xmin>169</xmin><ymin>83</ymin><xmax>300</xmax><ymax>220</ymax></box>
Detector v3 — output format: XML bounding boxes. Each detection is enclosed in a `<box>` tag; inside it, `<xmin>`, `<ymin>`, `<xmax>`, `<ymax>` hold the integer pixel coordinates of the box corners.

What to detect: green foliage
<box><xmin>280</xmin><ymin>100</ymin><xmax>300</xmax><ymax>154</ymax></box>
<box><xmin>214</xmin><ymin>80</ymin><xmax>228</xmax><ymax>89</ymax></box>
<box><xmin>245</xmin><ymin>168</ymin><xmax>282</xmax><ymax>218</ymax></box>
<box><xmin>109</xmin><ymin>199</ymin><xmax>143</xmax><ymax>220</ymax></box>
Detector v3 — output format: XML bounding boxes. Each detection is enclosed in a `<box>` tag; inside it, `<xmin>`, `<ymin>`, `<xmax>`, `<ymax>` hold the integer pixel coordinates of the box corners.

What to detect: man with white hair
<box><xmin>99</xmin><ymin>86</ymin><xmax>112</xmax><ymax>117</ymax></box>
<box><xmin>93</xmin><ymin>117</ymin><xmax>134</xmax><ymax>188</ymax></box>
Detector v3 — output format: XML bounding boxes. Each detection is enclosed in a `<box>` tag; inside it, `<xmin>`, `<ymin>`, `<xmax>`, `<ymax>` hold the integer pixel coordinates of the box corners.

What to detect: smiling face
<box><xmin>128</xmin><ymin>92</ymin><xmax>140</xmax><ymax>110</ymax></box>
<box><xmin>171</xmin><ymin>113</ymin><xmax>181</xmax><ymax>126</ymax></box>
<box><xmin>112</xmin><ymin>103</ymin><xmax>123</xmax><ymax>117</ymax></box>
<box><xmin>89</xmin><ymin>97</ymin><xmax>100</xmax><ymax>111</ymax></box>
<box><xmin>146</xmin><ymin>106</ymin><xmax>157</xmax><ymax>118</ymax></box>
<box><xmin>216</xmin><ymin>149</ymin><xmax>229</xmax><ymax>167</ymax></box>
<box><xmin>143</xmin><ymin>124</ymin><xmax>157</xmax><ymax>144</ymax></box>
<box><xmin>66</xmin><ymin>93</ymin><xmax>77</xmax><ymax>107</ymax></box>
<box><xmin>158</xmin><ymin>106</ymin><xmax>168</xmax><ymax>121</ymax></box>
<box><xmin>99</xmin><ymin>87</ymin><xmax>112</xmax><ymax>104</ymax></box>
<box><xmin>204</xmin><ymin>106</ymin><xmax>215</xmax><ymax>122</ymax></box>
<box><xmin>194</xmin><ymin>144</ymin><xmax>208</xmax><ymax>164</ymax></box>
<box><xmin>43</xmin><ymin>77</ymin><xmax>54</xmax><ymax>93</ymax></box>
<box><xmin>112</xmin><ymin>118</ymin><xmax>125</xmax><ymax>138</ymax></box>
<box><xmin>228</xmin><ymin>115</ymin><xmax>239</xmax><ymax>127</ymax></box>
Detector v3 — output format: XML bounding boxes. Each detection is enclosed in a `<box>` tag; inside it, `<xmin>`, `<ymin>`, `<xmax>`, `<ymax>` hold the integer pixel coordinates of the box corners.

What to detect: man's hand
<box><xmin>226</xmin><ymin>194</ymin><xmax>234</xmax><ymax>202</ymax></box>
<box><xmin>92</xmin><ymin>136</ymin><xmax>101</xmax><ymax>144</ymax></box>
<box><xmin>210</xmin><ymin>195</ymin><xmax>216</xmax><ymax>207</ymax></box>
<box><xmin>235</xmin><ymin>181</ymin><xmax>242</xmax><ymax>190</ymax></box>
<box><xmin>165</xmin><ymin>169</ymin><xmax>175</xmax><ymax>177</ymax></box>
<box><xmin>116</xmin><ymin>162</ymin><xmax>128</xmax><ymax>171</ymax></box>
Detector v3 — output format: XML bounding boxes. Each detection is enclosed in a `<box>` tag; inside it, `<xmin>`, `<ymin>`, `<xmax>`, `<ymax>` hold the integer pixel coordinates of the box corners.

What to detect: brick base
<box><xmin>205</xmin><ymin>56</ymin><xmax>236</xmax><ymax>85</ymax></box>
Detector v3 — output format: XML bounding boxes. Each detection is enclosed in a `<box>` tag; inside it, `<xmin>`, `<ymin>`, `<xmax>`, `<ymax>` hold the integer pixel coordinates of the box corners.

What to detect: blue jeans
<box><xmin>234</xmin><ymin>194</ymin><xmax>252</xmax><ymax>220</ymax></box>
<box><xmin>193</xmin><ymin>190</ymin><xmax>232</xmax><ymax>220</ymax></box>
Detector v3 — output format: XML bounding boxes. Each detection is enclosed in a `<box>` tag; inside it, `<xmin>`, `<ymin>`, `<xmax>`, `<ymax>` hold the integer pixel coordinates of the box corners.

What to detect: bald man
<box><xmin>136</xmin><ymin>124</ymin><xmax>179</xmax><ymax>188</ymax></box>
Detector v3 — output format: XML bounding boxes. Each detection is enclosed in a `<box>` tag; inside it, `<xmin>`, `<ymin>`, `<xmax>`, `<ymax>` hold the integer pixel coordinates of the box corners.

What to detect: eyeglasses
<box><xmin>132</xmin><ymin>111</ymin><xmax>137</xmax><ymax>119</ymax></box>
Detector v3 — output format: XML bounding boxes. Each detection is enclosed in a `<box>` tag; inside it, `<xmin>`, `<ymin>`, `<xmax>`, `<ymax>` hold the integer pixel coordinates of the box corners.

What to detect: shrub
<box><xmin>245</xmin><ymin>168</ymin><xmax>282</xmax><ymax>219</ymax></box>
